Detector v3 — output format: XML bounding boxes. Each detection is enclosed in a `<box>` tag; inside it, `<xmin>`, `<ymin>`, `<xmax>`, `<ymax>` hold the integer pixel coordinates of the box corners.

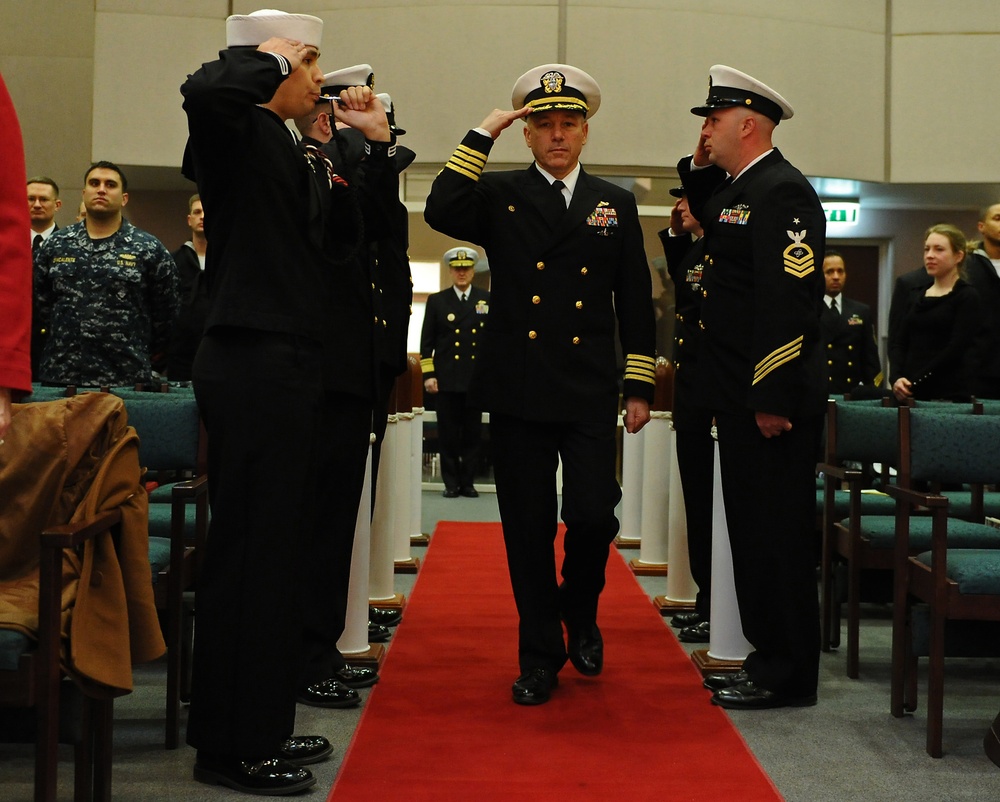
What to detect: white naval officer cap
<box><xmin>690</xmin><ymin>65</ymin><xmax>793</xmax><ymax>124</ymax></box>
<box><xmin>443</xmin><ymin>247</ymin><xmax>479</xmax><ymax>269</ymax></box>
<box><xmin>511</xmin><ymin>64</ymin><xmax>601</xmax><ymax>119</ymax></box>
<box><xmin>322</xmin><ymin>64</ymin><xmax>375</xmax><ymax>95</ymax></box>
<box><xmin>226</xmin><ymin>9</ymin><xmax>323</xmax><ymax>48</ymax></box>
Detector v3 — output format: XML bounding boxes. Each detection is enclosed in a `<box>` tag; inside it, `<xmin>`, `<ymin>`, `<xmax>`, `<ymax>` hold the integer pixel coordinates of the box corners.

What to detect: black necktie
<box><xmin>461</xmin><ymin>293</ymin><xmax>467</xmax><ymax>303</ymax></box>
<box><xmin>543</xmin><ymin>179</ymin><xmax>567</xmax><ymax>226</ymax></box>
<box><xmin>830</xmin><ymin>298</ymin><xmax>839</xmax><ymax>315</ymax></box>
<box><xmin>32</xmin><ymin>234</ymin><xmax>42</xmax><ymax>254</ymax></box>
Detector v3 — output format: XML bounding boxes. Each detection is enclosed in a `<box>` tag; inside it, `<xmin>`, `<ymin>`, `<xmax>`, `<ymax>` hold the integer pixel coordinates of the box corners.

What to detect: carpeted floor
<box><xmin>328</xmin><ymin>522</ymin><xmax>781</xmax><ymax>801</ymax></box>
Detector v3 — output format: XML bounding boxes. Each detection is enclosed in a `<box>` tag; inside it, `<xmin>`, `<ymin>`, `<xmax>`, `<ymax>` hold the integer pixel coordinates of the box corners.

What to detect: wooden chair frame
<box><xmin>0</xmin><ymin>509</ymin><xmax>122</xmax><ymax>802</ymax></box>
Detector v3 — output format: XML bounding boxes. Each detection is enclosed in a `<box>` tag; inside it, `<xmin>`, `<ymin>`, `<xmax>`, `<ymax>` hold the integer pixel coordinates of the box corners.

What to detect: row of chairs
<box><xmin>0</xmin><ymin>384</ymin><xmax>207</xmax><ymax>800</ymax></box>
<box><xmin>818</xmin><ymin>397</ymin><xmax>1000</xmax><ymax>757</ymax></box>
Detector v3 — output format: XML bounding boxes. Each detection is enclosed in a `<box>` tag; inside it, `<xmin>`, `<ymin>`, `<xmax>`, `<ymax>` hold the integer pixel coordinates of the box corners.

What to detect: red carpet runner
<box><xmin>329</xmin><ymin>522</ymin><xmax>781</xmax><ymax>801</ymax></box>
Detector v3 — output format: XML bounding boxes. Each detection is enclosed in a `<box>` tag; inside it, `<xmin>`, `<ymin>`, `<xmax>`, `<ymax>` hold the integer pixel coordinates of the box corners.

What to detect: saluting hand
<box><xmin>257</xmin><ymin>37</ymin><xmax>311</xmax><ymax>72</ymax></box>
<box><xmin>332</xmin><ymin>86</ymin><xmax>391</xmax><ymax>142</ymax></box>
<box><xmin>692</xmin><ymin>126</ymin><xmax>711</xmax><ymax>168</ymax></box>
<box><xmin>479</xmin><ymin>105</ymin><xmax>532</xmax><ymax>140</ymax></box>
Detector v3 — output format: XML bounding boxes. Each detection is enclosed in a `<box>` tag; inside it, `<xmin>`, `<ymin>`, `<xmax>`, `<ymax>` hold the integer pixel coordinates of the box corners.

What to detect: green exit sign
<box><xmin>822</xmin><ymin>202</ymin><xmax>860</xmax><ymax>225</ymax></box>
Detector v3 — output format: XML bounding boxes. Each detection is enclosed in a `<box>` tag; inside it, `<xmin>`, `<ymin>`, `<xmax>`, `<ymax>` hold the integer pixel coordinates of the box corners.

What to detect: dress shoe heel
<box><xmin>678</xmin><ymin>621</ymin><xmax>710</xmax><ymax>643</ymax></box>
<box><xmin>194</xmin><ymin>754</ymin><xmax>316</xmax><ymax>795</ymax></box>
<box><xmin>277</xmin><ymin>736</ymin><xmax>332</xmax><ymax>766</ymax></box>
<box><xmin>669</xmin><ymin>610</ymin><xmax>705</xmax><ymax>628</ymax></box>
<box><xmin>566</xmin><ymin>622</ymin><xmax>603</xmax><ymax>676</ymax></box>
<box><xmin>297</xmin><ymin>678</ymin><xmax>361</xmax><ymax>709</ymax></box>
<box><xmin>711</xmin><ymin>680</ymin><xmax>818</xmax><ymax>710</ymax></box>
<box><xmin>703</xmin><ymin>670</ymin><xmax>749</xmax><ymax>691</ymax></box>
<box><xmin>512</xmin><ymin>667</ymin><xmax>559</xmax><ymax>705</ymax></box>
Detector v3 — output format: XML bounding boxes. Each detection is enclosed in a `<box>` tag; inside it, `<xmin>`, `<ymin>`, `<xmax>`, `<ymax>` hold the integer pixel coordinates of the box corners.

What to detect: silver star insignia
<box><xmin>793</xmin><ymin>217</ymin><xmax>800</xmax><ymax>225</ymax></box>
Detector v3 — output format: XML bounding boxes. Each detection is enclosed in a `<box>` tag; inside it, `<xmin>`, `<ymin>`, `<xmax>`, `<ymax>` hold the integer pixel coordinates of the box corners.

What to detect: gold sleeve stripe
<box><xmin>444</xmin><ymin>161</ymin><xmax>482</xmax><ymax>181</ymax></box>
<box><xmin>456</xmin><ymin>144</ymin><xmax>487</xmax><ymax>166</ymax></box>
<box><xmin>420</xmin><ymin>358</ymin><xmax>435</xmax><ymax>374</ymax></box>
<box><xmin>625</xmin><ymin>355</ymin><xmax>657</xmax><ymax>385</ymax></box>
<box><xmin>752</xmin><ymin>336</ymin><xmax>803</xmax><ymax>385</ymax></box>
<box><xmin>873</xmin><ymin>371</ymin><xmax>884</xmax><ymax>387</ymax></box>
<box><xmin>443</xmin><ymin>145</ymin><xmax>488</xmax><ymax>180</ymax></box>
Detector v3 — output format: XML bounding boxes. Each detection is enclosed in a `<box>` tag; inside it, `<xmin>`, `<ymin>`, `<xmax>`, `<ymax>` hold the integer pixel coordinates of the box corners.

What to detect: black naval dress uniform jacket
<box><xmin>819</xmin><ymin>295</ymin><xmax>883</xmax><ymax>396</ymax></box>
<box><xmin>680</xmin><ymin>148</ymin><xmax>826</xmax><ymax>698</ymax></box>
<box><xmin>425</xmin><ymin>130</ymin><xmax>656</xmax><ymax>673</ymax></box>
<box><xmin>420</xmin><ymin>284</ymin><xmax>490</xmax><ymax>492</ymax></box>
<box><xmin>658</xmin><ymin>229</ymin><xmax>713</xmax><ymax>620</ymax></box>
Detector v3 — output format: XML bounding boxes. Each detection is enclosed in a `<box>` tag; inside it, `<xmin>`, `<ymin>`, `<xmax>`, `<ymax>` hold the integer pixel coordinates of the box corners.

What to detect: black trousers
<box><xmin>489</xmin><ymin>413</ymin><xmax>621</xmax><ymax>674</ymax></box>
<box><xmin>298</xmin><ymin>391</ymin><xmax>373</xmax><ymax>685</ymax></box>
<box><xmin>187</xmin><ymin>328</ymin><xmax>325</xmax><ymax>757</ymax></box>
<box><xmin>435</xmin><ymin>390</ymin><xmax>483</xmax><ymax>491</ymax></box>
<box><xmin>714</xmin><ymin>409</ymin><xmax>823</xmax><ymax>697</ymax></box>
<box><xmin>674</xmin><ymin>412</ymin><xmax>715</xmax><ymax>619</ymax></box>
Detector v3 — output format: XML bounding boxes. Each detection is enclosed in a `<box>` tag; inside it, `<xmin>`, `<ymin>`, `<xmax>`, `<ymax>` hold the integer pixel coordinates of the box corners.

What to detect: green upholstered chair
<box><xmin>818</xmin><ymin>398</ymin><xmax>900</xmax><ymax>663</ymax></box>
<box><xmin>117</xmin><ymin>392</ymin><xmax>207</xmax><ymax>750</ymax></box>
<box><xmin>888</xmin><ymin>407</ymin><xmax>1000</xmax><ymax>757</ymax></box>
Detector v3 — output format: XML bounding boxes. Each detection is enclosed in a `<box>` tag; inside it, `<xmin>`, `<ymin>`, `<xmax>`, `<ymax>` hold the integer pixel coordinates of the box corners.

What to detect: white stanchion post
<box><xmin>707</xmin><ymin>438</ymin><xmax>752</xmax><ymax>662</ymax></box>
<box><xmin>410</xmin><ymin>405</ymin><xmax>424</xmax><ymax>541</ymax></box>
<box><xmin>664</xmin><ymin>423</ymin><xmax>698</xmax><ymax>603</ymax></box>
<box><xmin>369</xmin><ymin>414</ymin><xmax>397</xmax><ymax>603</ymax></box>
<box><xmin>338</xmin><ymin>436</ymin><xmax>374</xmax><ymax>656</ymax></box>
<box><xmin>636</xmin><ymin>410</ymin><xmax>671</xmax><ymax>568</ymax></box>
<box><xmin>619</xmin><ymin>415</ymin><xmax>644</xmax><ymax>544</ymax></box>
<box><xmin>393</xmin><ymin>411</ymin><xmax>413</xmax><ymax>563</ymax></box>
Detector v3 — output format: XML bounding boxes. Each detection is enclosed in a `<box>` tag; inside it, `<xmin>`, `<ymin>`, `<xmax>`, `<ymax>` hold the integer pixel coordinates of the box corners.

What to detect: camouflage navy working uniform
<box><xmin>33</xmin><ymin>219</ymin><xmax>179</xmax><ymax>386</ymax></box>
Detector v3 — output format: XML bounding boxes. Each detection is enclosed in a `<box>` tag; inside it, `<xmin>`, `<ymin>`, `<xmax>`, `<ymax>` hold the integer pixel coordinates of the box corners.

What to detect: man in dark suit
<box><xmin>658</xmin><ymin>186</ymin><xmax>714</xmax><ymax>644</ymax></box>
<box><xmin>27</xmin><ymin>176</ymin><xmax>61</xmax><ymax>373</ymax></box>
<box><xmin>678</xmin><ymin>65</ymin><xmax>827</xmax><ymax>710</ymax></box>
<box><xmin>420</xmin><ymin>246</ymin><xmax>489</xmax><ymax>498</ymax></box>
<box><xmin>967</xmin><ymin>203</ymin><xmax>1000</xmax><ymax>398</ymax></box>
<box><xmin>166</xmin><ymin>194</ymin><xmax>209</xmax><ymax>382</ymax></box>
<box><xmin>820</xmin><ymin>250</ymin><xmax>883</xmax><ymax>395</ymax></box>
<box><xmin>425</xmin><ymin>63</ymin><xmax>656</xmax><ymax>705</ymax></box>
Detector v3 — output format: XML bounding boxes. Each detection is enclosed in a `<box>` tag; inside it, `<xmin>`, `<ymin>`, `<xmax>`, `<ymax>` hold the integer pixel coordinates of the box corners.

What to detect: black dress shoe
<box><xmin>368</xmin><ymin>623</ymin><xmax>391</xmax><ymax>643</ymax></box>
<box><xmin>703</xmin><ymin>670</ymin><xmax>749</xmax><ymax>691</ymax></box>
<box><xmin>711</xmin><ymin>680</ymin><xmax>817</xmax><ymax>710</ymax></box>
<box><xmin>194</xmin><ymin>753</ymin><xmax>315</xmax><ymax>795</ymax></box>
<box><xmin>369</xmin><ymin>607</ymin><xmax>402</xmax><ymax>627</ymax></box>
<box><xmin>332</xmin><ymin>664</ymin><xmax>379</xmax><ymax>689</ymax></box>
<box><xmin>669</xmin><ymin>610</ymin><xmax>705</xmax><ymax>628</ymax></box>
<box><xmin>442</xmin><ymin>488</ymin><xmax>460</xmax><ymax>498</ymax></box>
<box><xmin>512</xmin><ymin>667</ymin><xmax>559</xmax><ymax>706</ymax></box>
<box><xmin>459</xmin><ymin>486</ymin><xmax>479</xmax><ymax>498</ymax></box>
<box><xmin>566</xmin><ymin>622</ymin><xmax>603</xmax><ymax>676</ymax></box>
<box><xmin>677</xmin><ymin>620</ymin><xmax>710</xmax><ymax>643</ymax></box>
<box><xmin>277</xmin><ymin>735</ymin><xmax>332</xmax><ymax>766</ymax></box>
<box><xmin>297</xmin><ymin>678</ymin><xmax>361</xmax><ymax>709</ymax></box>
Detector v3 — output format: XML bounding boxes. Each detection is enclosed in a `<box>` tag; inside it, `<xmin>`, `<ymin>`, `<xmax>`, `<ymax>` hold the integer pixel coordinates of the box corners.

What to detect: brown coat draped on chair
<box><xmin>0</xmin><ymin>393</ymin><xmax>165</xmax><ymax>696</ymax></box>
